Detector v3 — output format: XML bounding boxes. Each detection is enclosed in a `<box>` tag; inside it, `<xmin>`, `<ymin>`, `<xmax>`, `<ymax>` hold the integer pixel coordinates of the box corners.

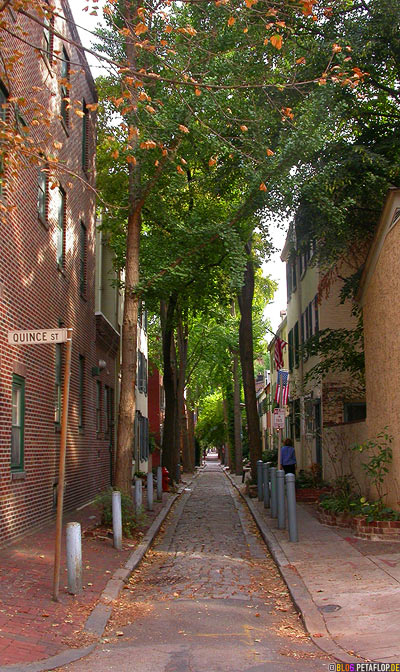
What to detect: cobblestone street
<box><xmin>59</xmin><ymin>460</ymin><xmax>333</xmax><ymax>672</ymax></box>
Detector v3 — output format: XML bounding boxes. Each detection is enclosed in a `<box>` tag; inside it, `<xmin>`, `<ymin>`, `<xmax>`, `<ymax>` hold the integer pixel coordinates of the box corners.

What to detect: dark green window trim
<box><xmin>288</xmin><ymin>329</ymin><xmax>294</xmax><ymax>373</ymax></box>
<box><xmin>79</xmin><ymin>221</ymin><xmax>86</xmax><ymax>296</ymax></box>
<box><xmin>0</xmin><ymin>82</ymin><xmax>8</xmax><ymax>197</ymax></box>
<box><xmin>57</xmin><ymin>186</ymin><xmax>65</xmax><ymax>268</ymax></box>
<box><xmin>60</xmin><ymin>48</ymin><xmax>70</xmax><ymax>127</ymax></box>
<box><xmin>81</xmin><ymin>100</ymin><xmax>88</xmax><ymax>172</ymax></box>
<box><xmin>294</xmin><ymin>322</ymin><xmax>299</xmax><ymax>368</ymax></box>
<box><xmin>11</xmin><ymin>374</ymin><xmax>25</xmax><ymax>471</ymax></box>
<box><xmin>37</xmin><ymin>168</ymin><xmax>47</xmax><ymax>224</ymax></box>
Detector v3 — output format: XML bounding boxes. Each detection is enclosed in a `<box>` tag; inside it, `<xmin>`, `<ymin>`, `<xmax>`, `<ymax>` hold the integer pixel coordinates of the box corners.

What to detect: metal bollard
<box><xmin>66</xmin><ymin>522</ymin><xmax>82</xmax><ymax>595</ymax></box>
<box><xmin>257</xmin><ymin>460</ymin><xmax>263</xmax><ymax>501</ymax></box>
<box><xmin>263</xmin><ymin>461</ymin><xmax>271</xmax><ymax>508</ymax></box>
<box><xmin>286</xmin><ymin>473</ymin><xmax>298</xmax><ymax>542</ymax></box>
<box><xmin>135</xmin><ymin>477</ymin><xmax>143</xmax><ymax>514</ymax></box>
<box><xmin>147</xmin><ymin>472</ymin><xmax>153</xmax><ymax>511</ymax></box>
<box><xmin>157</xmin><ymin>465</ymin><xmax>162</xmax><ymax>501</ymax></box>
<box><xmin>277</xmin><ymin>469</ymin><xmax>286</xmax><ymax>530</ymax></box>
<box><xmin>270</xmin><ymin>467</ymin><xmax>277</xmax><ymax>518</ymax></box>
<box><xmin>112</xmin><ymin>490</ymin><xmax>123</xmax><ymax>551</ymax></box>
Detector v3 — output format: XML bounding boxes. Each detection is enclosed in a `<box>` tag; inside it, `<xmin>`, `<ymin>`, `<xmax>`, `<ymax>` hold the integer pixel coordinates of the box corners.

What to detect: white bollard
<box><xmin>135</xmin><ymin>477</ymin><xmax>143</xmax><ymax>514</ymax></box>
<box><xmin>147</xmin><ymin>472</ymin><xmax>153</xmax><ymax>511</ymax></box>
<box><xmin>157</xmin><ymin>466</ymin><xmax>162</xmax><ymax>501</ymax></box>
<box><xmin>66</xmin><ymin>522</ymin><xmax>82</xmax><ymax>595</ymax></box>
<box><xmin>112</xmin><ymin>490</ymin><xmax>122</xmax><ymax>551</ymax></box>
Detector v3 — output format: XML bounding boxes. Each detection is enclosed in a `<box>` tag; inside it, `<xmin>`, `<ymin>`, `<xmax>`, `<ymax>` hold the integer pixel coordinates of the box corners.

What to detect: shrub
<box><xmin>94</xmin><ymin>488</ymin><xmax>141</xmax><ymax>537</ymax></box>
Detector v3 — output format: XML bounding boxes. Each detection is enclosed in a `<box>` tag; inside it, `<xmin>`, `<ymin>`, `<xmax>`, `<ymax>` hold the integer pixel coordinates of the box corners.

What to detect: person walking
<box><xmin>280</xmin><ymin>437</ymin><xmax>296</xmax><ymax>475</ymax></box>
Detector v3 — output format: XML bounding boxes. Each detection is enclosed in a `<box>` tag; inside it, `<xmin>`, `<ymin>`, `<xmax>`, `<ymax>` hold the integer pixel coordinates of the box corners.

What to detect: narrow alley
<box><xmin>58</xmin><ymin>459</ymin><xmax>332</xmax><ymax>672</ymax></box>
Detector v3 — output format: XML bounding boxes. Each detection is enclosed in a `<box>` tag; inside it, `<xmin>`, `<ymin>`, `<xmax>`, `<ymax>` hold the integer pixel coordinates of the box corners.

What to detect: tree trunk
<box><xmin>115</xmin><ymin>208</ymin><xmax>140</xmax><ymax>496</ymax></box>
<box><xmin>176</xmin><ymin>314</ymin><xmax>191</xmax><ymax>473</ymax></box>
<box><xmin>237</xmin><ymin>243</ymin><xmax>262</xmax><ymax>481</ymax></box>
<box><xmin>232</xmin><ymin>349</ymin><xmax>243</xmax><ymax>475</ymax></box>
<box><xmin>161</xmin><ymin>295</ymin><xmax>179</xmax><ymax>482</ymax></box>
<box><xmin>231</xmin><ymin>300</ymin><xmax>243</xmax><ymax>475</ymax></box>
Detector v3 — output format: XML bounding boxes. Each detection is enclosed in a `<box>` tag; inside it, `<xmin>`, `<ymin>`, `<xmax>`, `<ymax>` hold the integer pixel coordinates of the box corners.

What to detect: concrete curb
<box><xmin>224</xmin><ymin>470</ymin><xmax>365</xmax><ymax>665</ymax></box>
<box><xmin>0</xmin><ymin>476</ymin><xmax>198</xmax><ymax>672</ymax></box>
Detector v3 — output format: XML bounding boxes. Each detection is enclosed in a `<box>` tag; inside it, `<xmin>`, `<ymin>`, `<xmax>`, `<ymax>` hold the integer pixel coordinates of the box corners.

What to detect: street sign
<box><xmin>8</xmin><ymin>328</ymin><xmax>68</xmax><ymax>345</ymax></box>
<box><xmin>273</xmin><ymin>408</ymin><xmax>285</xmax><ymax>430</ymax></box>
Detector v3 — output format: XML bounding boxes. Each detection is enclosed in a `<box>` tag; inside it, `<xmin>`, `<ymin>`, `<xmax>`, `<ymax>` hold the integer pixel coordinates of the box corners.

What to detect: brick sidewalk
<box><xmin>0</xmin><ymin>495</ymin><xmax>168</xmax><ymax>666</ymax></box>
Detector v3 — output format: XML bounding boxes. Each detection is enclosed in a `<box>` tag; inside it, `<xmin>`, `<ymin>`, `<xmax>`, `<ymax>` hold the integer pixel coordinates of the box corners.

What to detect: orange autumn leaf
<box><xmin>135</xmin><ymin>22</ymin><xmax>148</xmax><ymax>35</ymax></box>
<box><xmin>270</xmin><ymin>34</ymin><xmax>283</xmax><ymax>50</ymax></box>
<box><xmin>165</xmin><ymin>24</ymin><xmax>173</xmax><ymax>34</ymax></box>
<box><xmin>86</xmin><ymin>103</ymin><xmax>98</xmax><ymax>111</ymax></box>
<box><xmin>240</xmin><ymin>125</ymin><xmax>248</xmax><ymax>132</ymax></box>
<box><xmin>195</xmin><ymin>88</ymin><xmax>201</xmax><ymax>96</ymax></box>
<box><xmin>208</xmin><ymin>158</ymin><xmax>217</xmax><ymax>167</ymax></box>
<box><xmin>126</xmin><ymin>155</ymin><xmax>137</xmax><ymax>164</ymax></box>
<box><xmin>264</xmin><ymin>38</ymin><xmax>269</xmax><ymax>45</ymax></box>
<box><xmin>266</xmin><ymin>148</ymin><xmax>274</xmax><ymax>156</ymax></box>
<box><xmin>111</xmin><ymin>149</ymin><xmax>119</xmax><ymax>159</ymax></box>
<box><xmin>154</xmin><ymin>160</ymin><xmax>159</xmax><ymax>167</ymax></box>
<box><xmin>259</xmin><ymin>182</ymin><xmax>267</xmax><ymax>191</ymax></box>
<box><xmin>243</xmin><ymin>27</ymin><xmax>248</xmax><ymax>33</ymax></box>
<box><xmin>176</xmin><ymin>165</ymin><xmax>185</xmax><ymax>174</ymax></box>
<box><xmin>146</xmin><ymin>105</ymin><xmax>156</xmax><ymax>114</ymax></box>
<box><xmin>227</xmin><ymin>16</ymin><xmax>236</xmax><ymax>26</ymax></box>
<box><xmin>296</xmin><ymin>56</ymin><xmax>306</xmax><ymax>64</ymax></box>
<box><xmin>178</xmin><ymin>124</ymin><xmax>189</xmax><ymax>133</ymax></box>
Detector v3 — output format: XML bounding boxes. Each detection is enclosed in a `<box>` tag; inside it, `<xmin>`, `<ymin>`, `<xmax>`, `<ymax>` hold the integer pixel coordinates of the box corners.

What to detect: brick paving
<box><xmin>0</xmin><ymin>496</ymin><xmax>166</xmax><ymax>666</ymax></box>
<box><xmin>60</xmin><ymin>459</ymin><xmax>332</xmax><ymax>672</ymax></box>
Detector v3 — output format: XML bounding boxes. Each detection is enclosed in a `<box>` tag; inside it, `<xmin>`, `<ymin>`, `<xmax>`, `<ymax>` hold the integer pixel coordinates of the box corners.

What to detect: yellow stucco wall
<box><xmin>362</xmin><ymin>199</ymin><xmax>400</xmax><ymax>509</ymax></box>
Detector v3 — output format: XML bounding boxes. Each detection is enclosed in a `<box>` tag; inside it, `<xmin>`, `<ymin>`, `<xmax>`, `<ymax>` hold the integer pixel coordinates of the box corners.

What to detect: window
<box><xmin>43</xmin><ymin>1</ymin><xmax>54</xmax><ymax>62</ymax></box>
<box><xmin>344</xmin><ymin>402</ymin><xmax>366</xmax><ymax>423</ymax></box>
<box><xmin>81</xmin><ymin>100</ymin><xmax>89</xmax><ymax>172</ymax></box>
<box><xmin>294</xmin><ymin>322</ymin><xmax>299</xmax><ymax>368</ymax></box>
<box><xmin>288</xmin><ymin>329</ymin><xmax>294</xmax><ymax>373</ymax></box>
<box><xmin>96</xmin><ymin>380</ymin><xmax>101</xmax><ymax>433</ymax></box>
<box><xmin>79</xmin><ymin>221</ymin><xmax>86</xmax><ymax>296</ymax></box>
<box><xmin>11</xmin><ymin>375</ymin><xmax>25</xmax><ymax>471</ymax></box>
<box><xmin>60</xmin><ymin>48</ymin><xmax>70</xmax><ymax>127</ymax></box>
<box><xmin>78</xmin><ymin>355</ymin><xmax>84</xmax><ymax>429</ymax></box>
<box><xmin>57</xmin><ymin>186</ymin><xmax>65</xmax><ymax>268</ymax></box>
<box><xmin>37</xmin><ymin>168</ymin><xmax>47</xmax><ymax>224</ymax></box>
<box><xmin>55</xmin><ymin>343</ymin><xmax>61</xmax><ymax>424</ymax></box>
<box><xmin>137</xmin><ymin>350</ymin><xmax>148</xmax><ymax>394</ymax></box>
<box><xmin>308</xmin><ymin>302</ymin><xmax>313</xmax><ymax>339</ymax></box>
<box><xmin>291</xmin><ymin>260</ymin><xmax>297</xmax><ymax>293</ymax></box>
<box><xmin>314</xmin><ymin>295</ymin><xmax>319</xmax><ymax>335</ymax></box>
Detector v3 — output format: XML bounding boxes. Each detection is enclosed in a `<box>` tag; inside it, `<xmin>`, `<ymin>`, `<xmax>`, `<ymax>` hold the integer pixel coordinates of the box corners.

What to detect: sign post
<box><xmin>7</xmin><ymin>327</ymin><xmax>72</xmax><ymax>601</ymax></box>
<box><xmin>52</xmin><ymin>329</ymin><xmax>72</xmax><ymax>601</ymax></box>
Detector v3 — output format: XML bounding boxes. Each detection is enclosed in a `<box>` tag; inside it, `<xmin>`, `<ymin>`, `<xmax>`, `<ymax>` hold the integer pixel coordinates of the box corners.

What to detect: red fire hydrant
<box><xmin>162</xmin><ymin>466</ymin><xmax>170</xmax><ymax>492</ymax></box>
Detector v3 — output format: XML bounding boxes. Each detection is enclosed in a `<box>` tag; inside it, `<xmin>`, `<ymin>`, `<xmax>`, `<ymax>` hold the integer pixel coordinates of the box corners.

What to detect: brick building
<box><xmin>0</xmin><ymin>1</ymin><xmax>116</xmax><ymax>545</ymax></box>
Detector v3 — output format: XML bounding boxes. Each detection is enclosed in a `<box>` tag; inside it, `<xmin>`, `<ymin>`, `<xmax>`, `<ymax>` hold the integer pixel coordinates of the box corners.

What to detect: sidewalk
<box><xmin>0</xmin><ymin>477</ymin><xmax>194</xmax><ymax>671</ymax></box>
<box><xmin>227</xmin><ymin>470</ymin><xmax>400</xmax><ymax>664</ymax></box>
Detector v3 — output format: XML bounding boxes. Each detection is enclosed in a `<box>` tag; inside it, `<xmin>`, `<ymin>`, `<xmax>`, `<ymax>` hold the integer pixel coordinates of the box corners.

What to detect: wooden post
<box><xmin>53</xmin><ymin>329</ymin><xmax>73</xmax><ymax>602</ymax></box>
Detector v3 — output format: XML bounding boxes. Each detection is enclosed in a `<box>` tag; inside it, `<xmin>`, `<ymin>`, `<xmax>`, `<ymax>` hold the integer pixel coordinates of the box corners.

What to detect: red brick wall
<box><xmin>0</xmin><ymin>2</ymin><xmax>113</xmax><ymax>546</ymax></box>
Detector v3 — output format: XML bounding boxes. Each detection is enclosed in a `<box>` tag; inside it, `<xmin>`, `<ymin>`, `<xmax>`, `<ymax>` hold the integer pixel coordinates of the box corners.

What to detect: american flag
<box><xmin>274</xmin><ymin>369</ymin><xmax>290</xmax><ymax>405</ymax></box>
<box><xmin>274</xmin><ymin>337</ymin><xmax>287</xmax><ymax>371</ymax></box>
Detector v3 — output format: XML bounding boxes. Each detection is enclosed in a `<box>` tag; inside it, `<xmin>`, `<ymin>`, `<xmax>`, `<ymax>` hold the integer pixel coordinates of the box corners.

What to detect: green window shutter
<box><xmin>37</xmin><ymin>169</ymin><xmax>47</xmax><ymax>222</ymax></box>
<box><xmin>57</xmin><ymin>187</ymin><xmax>65</xmax><ymax>267</ymax></box>
<box><xmin>294</xmin><ymin>322</ymin><xmax>299</xmax><ymax>368</ymax></box>
<box><xmin>11</xmin><ymin>375</ymin><xmax>25</xmax><ymax>471</ymax></box>
<box><xmin>288</xmin><ymin>329</ymin><xmax>294</xmax><ymax>372</ymax></box>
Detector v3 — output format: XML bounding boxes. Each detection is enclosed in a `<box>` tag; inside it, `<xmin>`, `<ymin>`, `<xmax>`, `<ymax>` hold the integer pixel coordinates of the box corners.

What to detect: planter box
<box><xmin>316</xmin><ymin>506</ymin><xmax>400</xmax><ymax>541</ymax></box>
<box><xmin>296</xmin><ymin>487</ymin><xmax>331</xmax><ymax>502</ymax></box>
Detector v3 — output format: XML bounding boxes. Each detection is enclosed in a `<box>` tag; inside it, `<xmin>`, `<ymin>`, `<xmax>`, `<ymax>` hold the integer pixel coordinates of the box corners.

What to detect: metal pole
<box><xmin>147</xmin><ymin>472</ymin><xmax>153</xmax><ymax>511</ymax></box>
<box><xmin>112</xmin><ymin>490</ymin><xmax>122</xmax><ymax>550</ymax></box>
<box><xmin>135</xmin><ymin>477</ymin><xmax>142</xmax><ymax>514</ymax></box>
<box><xmin>176</xmin><ymin>462</ymin><xmax>181</xmax><ymax>484</ymax></box>
<box><xmin>263</xmin><ymin>461</ymin><xmax>271</xmax><ymax>508</ymax></box>
<box><xmin>270</xmin><ymin>467</ymin><xmax>277</xmax><ymax>518</ymax></box>
<box><xmin>257</xmin><ymin>460</ymin><xmax>263</xmax><ymax>501</ymax></box>
<box><xmin>277</xmin><ymin>469</ymin><xmax>286</xmax><ymax>530</ymax></box>
<box><xmin>156</xmin><ymin>465</ymin><xmax>162</xmax><ymax>501</ymax></box>
<box><xmin>286</xmin><ymin>473</ymin><xmax>298</xmax><ymax>542</ymax></box>
<box><xmin>53</xmin><ymin>329</ymin><xmax>72</xmax><ymax>602</ymax></box>
<box><xmin>66</xmin><ymin>522</ymin><xmax>82</xmax><ymax>595</ymax></box>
